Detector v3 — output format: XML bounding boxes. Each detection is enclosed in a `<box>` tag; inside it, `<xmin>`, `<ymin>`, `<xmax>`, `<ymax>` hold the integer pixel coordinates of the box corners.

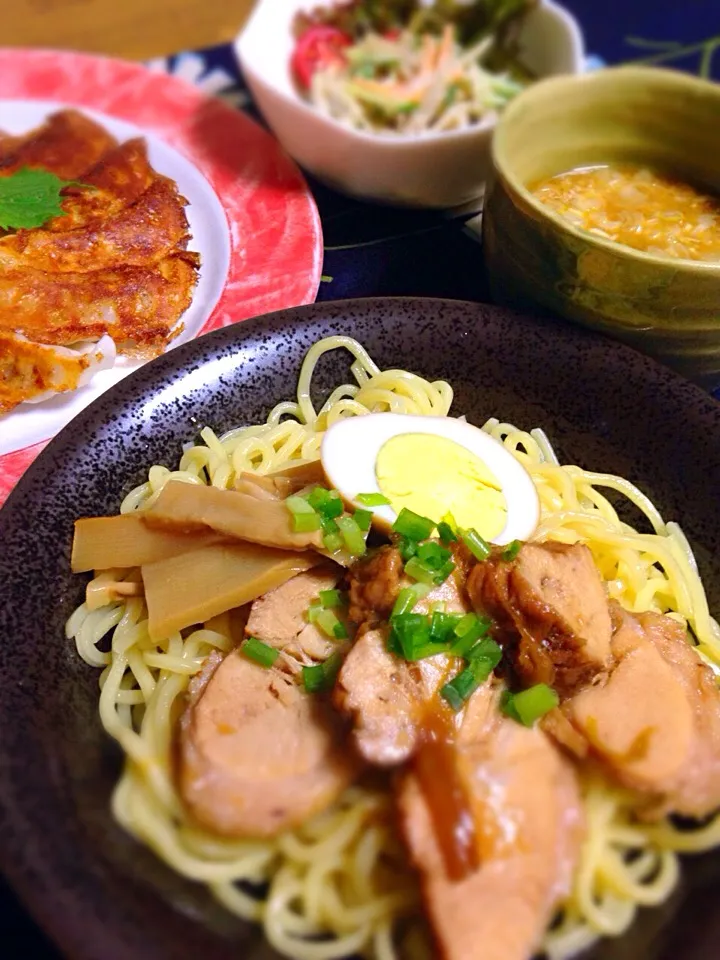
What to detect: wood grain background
<box><xmin>5</xmin><ymin>0</ymin><xmax>256</xmax><ymax>60</ymax></box>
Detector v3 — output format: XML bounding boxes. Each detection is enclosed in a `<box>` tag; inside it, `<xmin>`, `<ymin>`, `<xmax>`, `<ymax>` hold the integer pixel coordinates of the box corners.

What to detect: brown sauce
<box><xmin>413</xmin><ymin>705</ymin><xmax>478</xmax><ymax>882</ymax></box>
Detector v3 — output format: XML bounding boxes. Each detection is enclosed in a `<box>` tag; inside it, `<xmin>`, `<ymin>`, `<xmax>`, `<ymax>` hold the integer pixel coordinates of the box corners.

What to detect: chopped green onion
<box><xmin>441</xmin><ymin>667</ymin><xmax>481</xmax><ymax>711</ymax></box>
<box><xmin>307</xmin><ymin>486</ymin><xmax>343</xmax><ymax>519</ymax></box>
<box><xmin>467</xmin><ymin>637</ymin><xmax>502</xmax><ymax>669</ymax></box>
<box><xmin>441</xmin><ymin>512</ymin><xmax>458</xmax><ymax>532</ymax></box>
<box><xmin>302</xmin><ymin>651</ymin><xmax>344</xmax><ymax>693</ymax></box>
<box><xmin>417</xmin><ymin>541</ymin><xmax>451</xmax><ymax>569</ymax></box>
<box><xmin>320</xmin><ymin>516</ymin><xmax>343</xmax><ymax>551</ymax></box>
<box><xmin>450</xmin><ymin>613</ymin><xmax>492</xmax><ymax>656</ymax></box>
<box><xmin>353</xmin><ymin>509</ymin><xmax>373</xmax><ymax>532</ymax></box>
<box><xmin>241</xmin><ymin>637</ymin><xmax>279</xmax><ymax>668</ymax></box>
<box><xmin>336</xmin><ymin>515</ymin><xmax>367</xmax><ymax>556</ymax></box>
<box><xmin>323</xmin><ymin>531</ymin><xmax>344</xmax><ymax>553</ymax></box>
<box><xmin>286</xmin><ymin>495</ymin><xmax>321</xmax><ymax>531</ymax></box>
<box><xmin>320</xmin><ymin>515</ymin><xmax>338</xmax><ymax>534</ymax></box>
<box><xmin>501</xmin><ymin>684</ymin><xmax>559</xmax><ymax>727</ymax></box>
<box><xmin>404</xmin><ymin>556</ymin><xmax>437</xmax><ymax>586</ymax></box>
<box><xmin>502</xmin><ymin>540</ymin><xmax>522</xmax><ymax>561</ymax></box>
<box><xmin>392</xmin><ymin>508</ymin><xmax>435</xmax><ymax>542</ymax></box>
<box><xmin>454</xmin><ymin>613</ymin><xmax>481</xmax><ymax>638</ymax></box>
<box><xmin>356</xmin><ymin>492</ymin><xmax>391</xmax><ymax>507</ymax></box>
<box><xmin>437</xmin><ymin>521</ymin><xmax>457</xmax><ymax>544</ymax></box>
<box><xmin>389</xmin><ymin>613</ymin><xmax>442</xmax><ymax>661</ymax></box>
<box><xmin>466</xmin><ymin>639</ymin><xmax>503</xmax><ymax>683</ymax></box>
<box><xmin>397</xmin><ymin>535</ymin><xmax>417</xmax><ymax>562</ymax></box>
<box><xmin>432</xmin><ymin>559</ymin><xmax>456</xmax><ymax>585</ymax></box>
<box><xmin>319</xmin><ymin>589</ymin><xmax>344</xmax><ymax>608</ymax></box>
<box><xmin>293</xmin><ymin>513</ymin><xmax>322</xmax><ymax>533</ymax></box>
<box><xmin>450</xmin><ymin>630</ymin><xmax>484</xmax><ymax>657</ymax></box>
<box><xmin>307</xmin><ymin>599</ymin><xmax>322</xmax><ymax>622</ymax></box>
<box><xmin>315</xmin><ymin>608</ymin><xmax>348</xmax><ymax>640</ymax></box>
<box><xmin>406</xmin><ymin>641</ymin><xmax>449</xmax><ymax>660</ymax></box>
<box><xmin>286</xmin><ymin>495</ymin><xmax>316</xmax><ymax>516</ymax></box>
<box><xmin>461</xmin><ymin>528</ymin><xmax>491</xmax><ymax>562</ymax></box>
<box><xmin>429</xmin><ymin>611</ymin><xmax>464</xmax><ymax>644</ymax></box>
<box><xmin>391</xmin><ymin>583</ymin><xmax>431</xmax><ymax>618</ymax></box>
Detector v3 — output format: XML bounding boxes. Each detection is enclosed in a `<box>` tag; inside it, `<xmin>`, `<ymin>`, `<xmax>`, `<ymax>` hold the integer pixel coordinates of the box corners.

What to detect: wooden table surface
<box><xmin>6</xmin><ymin>0</ymin><xmax>256</xmax><ymax>60</ymax></box>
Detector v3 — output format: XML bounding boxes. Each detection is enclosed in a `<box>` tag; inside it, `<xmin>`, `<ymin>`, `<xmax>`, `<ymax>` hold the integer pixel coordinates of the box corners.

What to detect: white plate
<box><xmin>0</xmin><ymin>98</ymin><xmax>230</xmax><ymax>458</ymax></box>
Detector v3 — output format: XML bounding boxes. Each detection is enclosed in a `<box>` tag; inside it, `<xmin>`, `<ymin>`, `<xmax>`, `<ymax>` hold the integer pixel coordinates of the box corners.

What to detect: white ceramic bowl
<box><xmin>235</xmin><ymin>0</ymin><xmax>585</xmax><ymax>208</ymax></box>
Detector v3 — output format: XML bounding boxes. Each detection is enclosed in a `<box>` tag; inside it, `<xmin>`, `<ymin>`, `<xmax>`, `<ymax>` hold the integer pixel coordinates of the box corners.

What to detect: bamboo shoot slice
<box><xmin>235</xmin><ymin>473</ymin><xmax>284</xmax><ymax>500</ymax></box>
<box><xmin>72</xmin><ymin>513</ymin><xmax>224</xmax><ymax>573</ymax></box>
<box><xmin>142</xmin><ymin>542</ymin><xmax>322</xmax><ymax>639</ymax></box>
<box><xmin>267</xmin><ymin>460</ymin><xmax>326</xmax><ymax>491</ymax></box>
<box><xmin>143</xmin><ymin>481</ymin><xmax>323</xmax><ymax>551</ymax></box>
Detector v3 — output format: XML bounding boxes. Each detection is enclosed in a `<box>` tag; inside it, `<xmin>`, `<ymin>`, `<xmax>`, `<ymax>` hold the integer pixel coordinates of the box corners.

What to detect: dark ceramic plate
<box><xmin>1</xmin><ymin>298</ymin><xmax>720</xmax><ymax>960</ymax></box>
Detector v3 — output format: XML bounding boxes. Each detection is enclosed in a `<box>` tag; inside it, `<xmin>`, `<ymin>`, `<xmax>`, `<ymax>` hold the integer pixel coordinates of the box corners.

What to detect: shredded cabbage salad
<box><xmin>292</xmin><ymin>0</ymin><xmax>534</xmax><ymax>136</ymax></box>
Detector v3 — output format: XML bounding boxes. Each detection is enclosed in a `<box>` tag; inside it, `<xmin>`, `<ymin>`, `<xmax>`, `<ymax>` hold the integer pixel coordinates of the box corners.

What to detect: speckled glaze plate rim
<box><xmin>1</xmin><ymin>296</ymin><xmax>720</xmax><ymax>960</ymax></box>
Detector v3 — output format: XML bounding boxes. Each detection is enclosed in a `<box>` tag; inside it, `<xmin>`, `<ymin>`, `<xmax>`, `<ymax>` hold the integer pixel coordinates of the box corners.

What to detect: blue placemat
<box><xmin>3</xmin><ymin>4</ymin><xmax>720</xmax><ymax>956</ymax></box>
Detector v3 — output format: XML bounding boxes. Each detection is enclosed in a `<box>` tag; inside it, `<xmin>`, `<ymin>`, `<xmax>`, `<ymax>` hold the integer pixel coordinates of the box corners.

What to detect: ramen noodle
<box><xmin>68</xmin><ymin>336</ymin><xmax>720</xmax><ymax>960</ymax></box>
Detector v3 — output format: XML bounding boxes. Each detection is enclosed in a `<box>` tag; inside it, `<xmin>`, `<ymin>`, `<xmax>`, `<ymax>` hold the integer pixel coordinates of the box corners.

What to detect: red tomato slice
<box><xmin>292</xmin><ymin>26</ymin><xmax>353</xmax><ymax>90</ymax></box>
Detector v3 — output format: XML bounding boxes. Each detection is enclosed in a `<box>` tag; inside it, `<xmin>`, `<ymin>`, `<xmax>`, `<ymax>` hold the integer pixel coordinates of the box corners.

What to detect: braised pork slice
<box><xmin>642</xmin><ymin>611</ymin><xmax>720</xmax><ymax>818</ymax></box>
<box><xmin>468</xmin><ymin>541</ymin><xmax>612</xmax><ymax>696</ymax></box>
<box><xmin>335</xmin><ymin>574</ymin><xmax>468</xmax><ymax>766</ymax></box>
<box><xmin>179</xmin><ymin>649</ymin><xmax>358</xmax><ymax>837</ymax></box>
<box><xmin>245</xmin><ymin>565</ymin><xmax>345</xmax><ymax>662</ymax></box>
<box><xmin>335</xmin><ymin>626</ymin><xmax>452</xmax><ymax>766</ymax></box>
<box><xmin>348</xmin><ymin>545</ymin><xmax>404</xmax><ymax>624</ymax></box>
<box><xmin>398</xmin><ymin>698</ymin><xmax>583</xmax><ymax>960</ymax></box>
<box><xmin>567</xmin><ymin>606</ymin><xmax>720</xmax><ymax>819</ymax></box>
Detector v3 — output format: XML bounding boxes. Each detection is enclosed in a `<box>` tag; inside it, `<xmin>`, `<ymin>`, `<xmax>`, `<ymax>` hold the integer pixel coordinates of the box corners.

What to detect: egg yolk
<box><xmin>375</xmin><ymin>433</ymin><xmax>508</xmax><ymax>539</ymax></box>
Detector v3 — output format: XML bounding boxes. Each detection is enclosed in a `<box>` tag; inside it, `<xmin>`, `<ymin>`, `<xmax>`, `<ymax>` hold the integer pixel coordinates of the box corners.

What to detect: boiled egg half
<box><xmin>320</xmin><ymin>413</ymin><xmax>539</xmax><ymax>545</ymax></box>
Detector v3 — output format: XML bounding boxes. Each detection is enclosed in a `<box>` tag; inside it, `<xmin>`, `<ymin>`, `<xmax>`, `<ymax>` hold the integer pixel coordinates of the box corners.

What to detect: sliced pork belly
<box><xmin>468</xmin><ymin>541</ymin><xmax>613</xmax><ymax>696</ymax></box>
<box><xmin>0</xmin><ymin>176</ymin><xmax>191</xmax><ymax>273</ymax></box>
<box><xmin>335</xmin><ymin>572</ymin><xmax>469</xmax><ymax>766</ymax></box>
<box><xmin>245</xmin><ymin>565</ymin><xmax>346</xmax><ymax>663</ymax></box>
<box><xmin>179</xmin><ymin>649</ymin><xmax>359</xmax><ymax>838</ymax></box>
<box><xmin>0</xmin><ymin>330</ymin><xmax>115</xmax><ymax>413</ymax></box>
<box><xmin>0</xmin><ymin>252</ymin><xmax>198</xmax><ymax>356</ymax></box>
<box><xmin>397</xmin><ymin>691</ymin><xmax>583</xmax><ymax>960</ymax></box>
<box><xmin>566</xmin><ymin>605</ymin><xmax>720</xmax><ymax>819</ymax></box>
<box><xmin>0</xmin><ymin>109</ymin><xmax>117</xmax><ymax>179</ymax></box>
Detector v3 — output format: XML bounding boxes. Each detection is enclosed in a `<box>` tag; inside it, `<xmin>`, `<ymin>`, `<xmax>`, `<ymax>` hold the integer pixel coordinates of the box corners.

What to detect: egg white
<box><xmin>320</xmin><ymin>413</ymin><xmax>540</xmax><ymax>545</ymax></box>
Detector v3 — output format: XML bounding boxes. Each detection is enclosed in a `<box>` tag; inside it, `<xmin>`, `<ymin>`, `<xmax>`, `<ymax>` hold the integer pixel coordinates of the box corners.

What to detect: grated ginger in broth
<box><xmin>531</xmin><ymin>164</ymin><xmax>720</xmax><ymax>262</ymax></box>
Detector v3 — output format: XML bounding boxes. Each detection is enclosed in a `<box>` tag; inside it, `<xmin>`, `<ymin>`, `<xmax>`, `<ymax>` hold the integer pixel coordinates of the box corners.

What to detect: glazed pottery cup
<box><xmin>483</xmin><ymin>66</ymin><xmax>720</xmax><ymax>388</ymax></box>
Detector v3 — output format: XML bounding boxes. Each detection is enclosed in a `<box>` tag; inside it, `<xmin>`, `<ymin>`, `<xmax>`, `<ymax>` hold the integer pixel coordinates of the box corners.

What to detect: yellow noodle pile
<box><xmin>68</xmin><ymin>336</ymin><xmax>720</xmax><ymax>960</ymax></box>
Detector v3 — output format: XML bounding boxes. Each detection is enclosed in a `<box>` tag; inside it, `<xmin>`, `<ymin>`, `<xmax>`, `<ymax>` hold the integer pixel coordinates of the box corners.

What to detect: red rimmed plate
<box><xmin>0</xmin><ymin>47</ymin><xmax>323</xmax><ymax>506</ymax></box>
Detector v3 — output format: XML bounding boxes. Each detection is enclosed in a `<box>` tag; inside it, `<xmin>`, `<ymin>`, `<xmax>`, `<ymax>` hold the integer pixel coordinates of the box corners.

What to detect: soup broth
<box><xmin>530</xmin><ymin>163</ymin><xmax>720</xmax><ymax>262</ymax></box>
